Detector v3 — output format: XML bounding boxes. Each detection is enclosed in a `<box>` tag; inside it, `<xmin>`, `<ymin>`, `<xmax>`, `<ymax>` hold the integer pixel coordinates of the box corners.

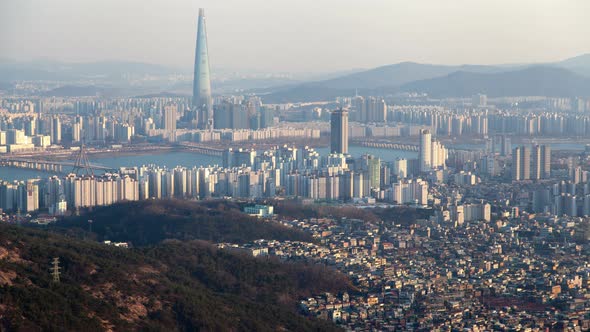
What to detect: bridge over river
<box><xmin>0</xmin><ymin>157</ymin><xmax>116</xmax><ymax>174</ymax></box>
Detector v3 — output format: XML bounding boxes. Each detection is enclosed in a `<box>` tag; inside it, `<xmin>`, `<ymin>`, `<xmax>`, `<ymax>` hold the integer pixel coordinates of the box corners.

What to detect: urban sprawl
<box><xmin>1</xmin><ymin>8</ymin><xmax>590</xmax><ymax>332</ymax></box>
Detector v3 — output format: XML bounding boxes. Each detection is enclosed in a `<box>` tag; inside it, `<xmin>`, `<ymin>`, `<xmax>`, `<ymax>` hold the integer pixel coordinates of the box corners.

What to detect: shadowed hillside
<box><xmin>55</xmin><ymin>200</ymin><xmax>314</xmax><ymax>246</ymax></box>
<box><xmin>0</xmin><ymin>224</ymin><xmax>352</xmax><ymax>331</ymax></box>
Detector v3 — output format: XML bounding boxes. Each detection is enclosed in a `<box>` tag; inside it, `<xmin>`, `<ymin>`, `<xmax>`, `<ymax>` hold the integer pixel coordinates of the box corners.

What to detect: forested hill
<box><xmin>0</xmin><ymin>224</ymin><xmax>352</xmax><ymax>331</ymax></box>
<box><xmin>54</xmin><ymin>200</ymin><xmax>313</xmax><ymax>246</ymax></box>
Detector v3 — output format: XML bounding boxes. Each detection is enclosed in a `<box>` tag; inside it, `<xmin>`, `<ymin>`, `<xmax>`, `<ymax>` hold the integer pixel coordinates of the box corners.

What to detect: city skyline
<box><xmin>2</xmin><ymin>2</ymin><xmax>590</xmax><ymax>330</ymax></box>
<box><xmin>2</xmin><ymin>0</ymin><xmax>590</xmax><ymax>73</ymax></box>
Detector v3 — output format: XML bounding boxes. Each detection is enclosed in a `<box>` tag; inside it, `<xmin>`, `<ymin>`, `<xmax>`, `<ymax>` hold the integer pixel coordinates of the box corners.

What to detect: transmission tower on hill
<box><xmin>72</xmin><ymin>143</ymin><xmax>94</xmax><ymax>176</ymax></box>
<box><xmin>50</xmin><ymin>257</ymin><xmax>61</xmax><ymax>283</ymax></box>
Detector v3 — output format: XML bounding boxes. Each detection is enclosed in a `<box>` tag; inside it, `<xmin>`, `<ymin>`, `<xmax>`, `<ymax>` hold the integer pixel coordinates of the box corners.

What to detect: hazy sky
<box><xmin>2</xmin><ymin>0</ymin><xmax>589</xmax><ymax>73</ymax></box>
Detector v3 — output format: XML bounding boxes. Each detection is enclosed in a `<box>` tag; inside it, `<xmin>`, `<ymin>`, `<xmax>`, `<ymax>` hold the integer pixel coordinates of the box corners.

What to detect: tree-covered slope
<box><xmin>0</xmin><ymin>224</ymin><xmax>351</xmax><ymax>331</ymax></box>
<box><xmin>55</xmin><ymin>200</ymin><xmax>313</xmax><ymax>246</ymax></box>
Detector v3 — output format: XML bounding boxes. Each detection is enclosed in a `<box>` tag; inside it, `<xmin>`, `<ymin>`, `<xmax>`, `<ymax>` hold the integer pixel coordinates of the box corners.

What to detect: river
<box><xmin>0</xmin><ymin>146</ymin><xmax>418</xmax><ymax>182</ymax></box>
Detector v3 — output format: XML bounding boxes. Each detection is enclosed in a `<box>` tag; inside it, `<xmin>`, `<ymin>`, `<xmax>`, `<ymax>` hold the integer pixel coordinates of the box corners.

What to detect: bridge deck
<box><xmin>0</xmin><ymin>157</ymin><xmax>115</xmax><ymax>171</ymax></box>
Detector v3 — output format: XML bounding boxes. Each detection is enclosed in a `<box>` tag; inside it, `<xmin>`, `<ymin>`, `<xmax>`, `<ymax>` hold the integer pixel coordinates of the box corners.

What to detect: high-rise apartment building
<box><xmin>512</xmin><ymin>146</ymin><xmax>531</xmax><ymax>181</ymax></box>
<box><xmin>419</xmin><ymin>129</ymin><xmax>432</xmax><ymax>172</ymax></box>
<box><xmin>431</xmin><ymin>140</ymin><xmax>447</xmax><ymax>170</ymax></box>
<box><xmin>393</xmin><ymin>158</ymin><xmax>408</xmax><ymax>179</ymax></box>
<box><xmin>164</xmin><ymin>105</ymin><xmax>177</xmax><ymax>132</ymax></box>
<box><xmin>531</xmin><ymin>145</ymin><xmax>551</xmax><ymax>180</ymax></box>
<box><xmin>391</xmin><ymin>178</ymin><xmax>429</xmax><ymax>205</ymax></box>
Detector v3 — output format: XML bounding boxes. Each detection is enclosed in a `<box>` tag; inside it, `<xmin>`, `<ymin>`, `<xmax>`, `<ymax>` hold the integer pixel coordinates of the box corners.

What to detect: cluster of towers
<box><xmin>511</xmin><ymin>145</ymin><xmax>551</xmax><ymax>181</ymax></box>
<box><xmin>419</xmin><ymin>129</ymin><xmax>447</xmax><ymax>173</ymax></box>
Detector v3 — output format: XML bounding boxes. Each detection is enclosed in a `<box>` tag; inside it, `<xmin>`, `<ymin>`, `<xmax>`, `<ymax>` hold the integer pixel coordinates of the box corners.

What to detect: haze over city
<box><xmin>1</xmin><ymin>1</ymin><xmax>590</xmax><ymax>331</ymax></box>
<box><xmin>2</xmin><ymin>0</ymin><xmax>590</xmax><ymax>72</ymax></box>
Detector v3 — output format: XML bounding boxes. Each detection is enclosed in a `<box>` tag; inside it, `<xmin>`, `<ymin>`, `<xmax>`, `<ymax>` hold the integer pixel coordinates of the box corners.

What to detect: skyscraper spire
<box><xmin>193</xmin><ymin>8</ymin><xmax>213</xmax><ymax>130</ymax></box>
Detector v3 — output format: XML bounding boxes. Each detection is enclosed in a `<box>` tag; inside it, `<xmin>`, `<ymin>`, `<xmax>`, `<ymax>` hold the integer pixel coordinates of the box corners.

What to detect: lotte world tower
<box><xmin>192</xmin><ymin>8</ymin><xmax>213</xmax><ymax>130</ymax></box>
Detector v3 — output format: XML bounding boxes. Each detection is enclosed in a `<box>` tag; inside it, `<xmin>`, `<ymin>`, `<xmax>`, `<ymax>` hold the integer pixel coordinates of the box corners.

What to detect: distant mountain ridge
<box><xmin>556</xmin><ymin>53</ymin><xmax>590</xmax><ymax>69</ymax></box>
<box><xmin>0</xmin><ymin>60</ymin><xmax>182</xmax><ymax>81</ymax></box>
<box><xmin>301</xmin><ymin>62</ymin><xmax>508</xmax><ymax>90</ymax></box>
<box><xmin>3</xmin><ymin>54</ymin><xmax>590</xmax><ymax>100</ymax></box>
<box><xmin>41</xmin><ymin>85</ymin><xmax>113</xmax><ymax>97</ymax></box>
<box><xmin>262</xmin><ymin>54</ymin><xmax>590</xmax><ymax>102</ymax></box>
<box><xmin>398</xmin><ymin>66</ymin><xmax>590</xmax><ymax>98</ymax></box>
<box><xmin>554</xmin><ymin>53</ymin><xmax>590</xmax><ymax>77</ymax></box>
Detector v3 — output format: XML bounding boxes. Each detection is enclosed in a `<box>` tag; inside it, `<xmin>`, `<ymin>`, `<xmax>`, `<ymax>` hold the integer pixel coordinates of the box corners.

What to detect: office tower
<box><xmin>512</xmin><ymin>146</ymin><xmax>531</xmax><ymax>181</ymax></box>
<box><xmin>192</xmin><ymin>8</ymin><xmax>213</xmax><ymax>130</ymax></box>
<box><xmin>330</xmin><ymin>109</ymin><xmax>349</xmax><ymax>154</ymax></box>
<box><xmin>362</xmin><ymin>154</ymin><xmax>381</xmax><ymax>190</ymax></box>
<box><xmin>51</xmin><ymin>116</ymin><xmax>61</xmax><ymax>144</ymax></box>
<box><xmin>419</xmin><ymin>129</ymin><xmax>432</xmax><ymax>172</ymax></box>
<box><xmin>164</xmin><ymin>105</ymin><xmax>177</xmax><ymax>132</ymax></box>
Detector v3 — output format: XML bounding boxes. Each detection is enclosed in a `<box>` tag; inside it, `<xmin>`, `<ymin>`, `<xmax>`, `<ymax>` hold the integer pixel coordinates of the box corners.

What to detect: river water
<box><xmin>2</xmin><ymin>140</ymin><xmax>586</xmax><ymax>183</ymax></box>
<box><xmin>0</xmin><ymin>146</ymin><xmax>418</xmax><ymax>182</ymax></box>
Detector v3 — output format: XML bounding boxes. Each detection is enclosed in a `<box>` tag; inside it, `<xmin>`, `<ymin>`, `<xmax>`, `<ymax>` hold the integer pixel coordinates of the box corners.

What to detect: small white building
<box><xmin>244</xmin><ymin>204</ymin><xmax>274</xmax><ymax>217</ymax></box>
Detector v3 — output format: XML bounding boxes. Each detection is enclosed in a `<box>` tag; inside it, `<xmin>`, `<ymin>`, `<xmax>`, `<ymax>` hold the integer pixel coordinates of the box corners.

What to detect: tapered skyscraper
<box><xmin>193</xmin><ymin>8</ymin><xmax>213</xmax><ymax>130</ymax></box>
